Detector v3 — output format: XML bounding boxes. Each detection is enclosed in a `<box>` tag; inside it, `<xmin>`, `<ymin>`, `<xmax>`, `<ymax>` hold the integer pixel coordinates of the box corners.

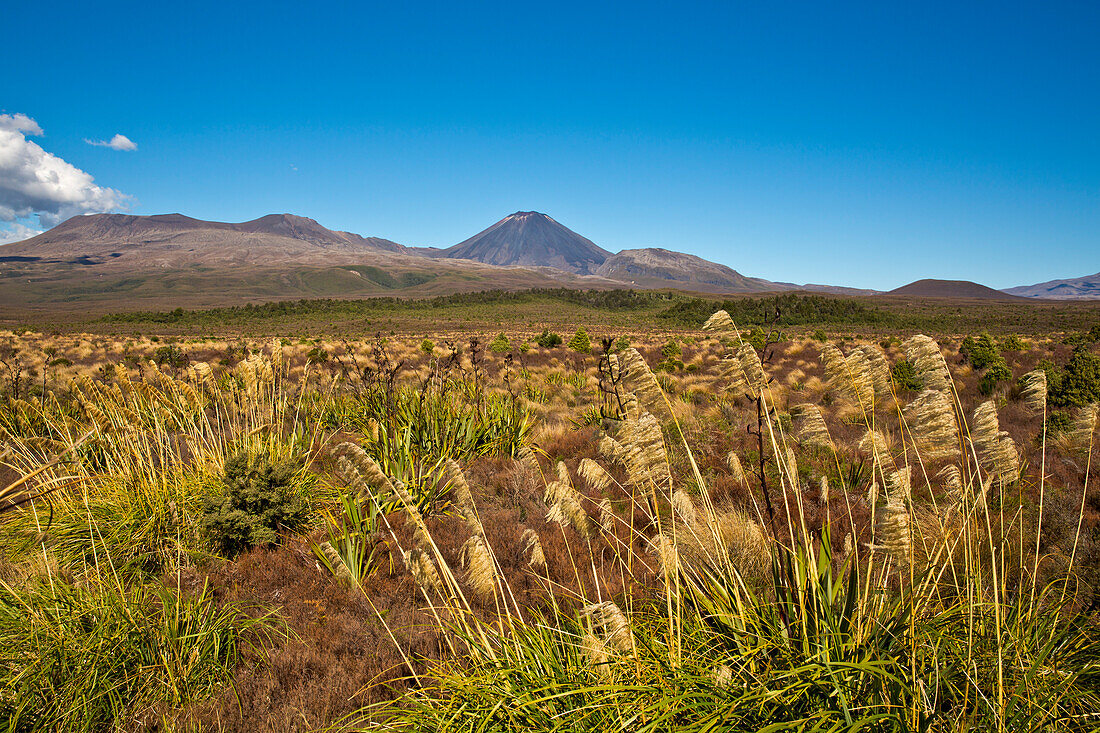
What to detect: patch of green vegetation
<box><xmin>960</xmin><ymin>333</ymin><xmax>1014</xmax><ymax>395</ymax></box>
<box><xmin>660</xmin><ymin>293</ymin><xmax>895</xmax><ymax>328</ymax></box>
<box><xmin>891</xmin><ymin>359</ymin><xmax>923</xmax><ymax>392</ymax></box>
<box><xmin>534</xmin><ymin>329</ymin><xmax>563</xmax><ymax>348</ymax></box>
<box><xmin>1043</xmin><ymin>347</ymin><xmax>1100</xmax><ymax>408</ymax></box>
<box><xmin>0</xmin><ymin>578</ymin><xmax>273</xmax><ymax>730</ymax></box>
<box><xmin>98</xmin><ymin>288</ymin><xmax>672</xmax><ymax>327</ymax></box>
<box><xmin>567</xmin><ymin>328</ymin><xmax>591</xmax><ymax>354</ymax></box>
<box><xmin>200</xmin><ymin>452</ymin><xmax>310</xmax><ymax>559</ymax></box>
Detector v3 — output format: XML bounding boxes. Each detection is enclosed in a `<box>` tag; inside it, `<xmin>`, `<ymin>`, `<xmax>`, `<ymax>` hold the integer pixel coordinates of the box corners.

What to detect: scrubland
<box><xmin>2</xmin><ymin>311</ymin><xmax>1100</xmax><ymax>731</ymax></box>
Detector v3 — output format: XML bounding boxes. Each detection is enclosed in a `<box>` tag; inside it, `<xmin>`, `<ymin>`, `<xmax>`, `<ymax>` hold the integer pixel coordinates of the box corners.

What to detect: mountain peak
<box><xmin>888</xmin><ymin>279</ymin><xmax>1020</xmax><ymax>299</ymax></box>
<box><xmin>442</xmin><ymin>211</ymin><xmax>610</xmax><ymax>274</ymax></box>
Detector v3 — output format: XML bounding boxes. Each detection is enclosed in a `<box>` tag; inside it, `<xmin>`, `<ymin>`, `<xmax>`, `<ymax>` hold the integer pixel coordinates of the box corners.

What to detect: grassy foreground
<box><xmin>0</xmin><ymin>311</ymin><xmax>1099</xmax><ymax>731</ymax></box>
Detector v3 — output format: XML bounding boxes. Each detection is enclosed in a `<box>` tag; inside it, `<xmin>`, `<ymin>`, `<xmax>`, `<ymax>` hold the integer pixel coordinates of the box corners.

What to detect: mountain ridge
<box><xmin>9</xmin><ymin>210</ymin><xmax>1088</xmax><ymax>309</ymax></box>
<box><xmin>1002</xmin><ymin>272</ymin><xmax>1100</xmax><ymax>300</ymax></box>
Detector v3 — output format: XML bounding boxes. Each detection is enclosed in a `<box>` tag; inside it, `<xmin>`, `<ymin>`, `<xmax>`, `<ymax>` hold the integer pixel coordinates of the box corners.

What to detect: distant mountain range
<box><xmin>428</xmin><ymin>211</ymin><xmax>875</xmax><ymax>295</ymax></box>
<box><xmin>1002</xmin><ymin>272</ymin><xmax>1100</xmax><ymax>300</ymax></box>
<box><xmin>0</xmin><ymin>210</ymin><xmax>1095</xmax><ymax>310</ymax></box>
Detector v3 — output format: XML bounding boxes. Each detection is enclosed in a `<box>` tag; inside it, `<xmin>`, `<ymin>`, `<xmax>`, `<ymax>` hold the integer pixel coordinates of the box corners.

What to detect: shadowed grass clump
<box><xmin>0</xmin><ymin>575</ymin><xmax>276</xmax><ymax>732</ymax></box>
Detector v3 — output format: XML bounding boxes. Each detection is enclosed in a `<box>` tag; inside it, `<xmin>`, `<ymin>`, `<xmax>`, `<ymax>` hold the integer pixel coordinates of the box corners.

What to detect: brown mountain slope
<box><xmin>594</xmin><ymin>248</ymin><xmax>780</xmax><ymax>293</ymax></box>
<box><xmin>0</xmin><ymin>213</ymin><xmax>623</xmax><ymax>311</ymax></box>
<box><xmin>0</xmin><ymin>209</ymin><xmax>883</xmax><ymax>311</ymax></box>
<box><xmin>1002</xmin><ymin>272</ymin><xmax>1100</xmax><ymax>300</ymax></box>
<box><xmin>0</xmin><ymin>213</ymin><xmax>410</xmax><ymax>266</ymax></box>
<box><xmin>888</xmin><ymin>279</ymin><xmax>1021</xmax><ymax>299</ymax></box>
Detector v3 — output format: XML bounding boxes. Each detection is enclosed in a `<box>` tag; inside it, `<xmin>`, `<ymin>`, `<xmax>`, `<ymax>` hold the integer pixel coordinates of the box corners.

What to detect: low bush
<box><xmin>891</xmin><ymin>359</ymin><xmax>923</xmax><ymax>391</ymax></box>
<box><xmin>1045</xmin><ymin>346</ymin><xmax>1100</xmax><ymax>408</ymax></box>
<box><xmin>567</xmin><ymin>328</ymin><xmax>591</xmax><ymax>354</ymax></box>
<box><xmin>200</xmin><ymin>452</ymin><xmax>310</xmax><ymax>559</ymax></box>
<box><xmin>534</xmin><ymin>329</ymin><xmax>563</xmax><ymax>348</ymax></box>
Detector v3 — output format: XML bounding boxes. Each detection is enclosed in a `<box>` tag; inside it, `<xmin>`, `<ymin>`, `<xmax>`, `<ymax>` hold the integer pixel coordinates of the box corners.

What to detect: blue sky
<box><xmin>2</xmin><ymin>0</ymin><xmax>1097</xmax><ymax>290</ymax></box>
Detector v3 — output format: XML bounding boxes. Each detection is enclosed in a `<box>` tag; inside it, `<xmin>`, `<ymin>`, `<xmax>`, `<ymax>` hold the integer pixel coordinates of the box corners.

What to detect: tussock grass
<box><xmin>0</xmin><ymin>316</ymin><xmax>1098</xmax><ymax>730</ymax></box>
<box><xmin>344</xmin><ymin>316</ymin><xmax>1100</xmax><ymax>732</ymax></box>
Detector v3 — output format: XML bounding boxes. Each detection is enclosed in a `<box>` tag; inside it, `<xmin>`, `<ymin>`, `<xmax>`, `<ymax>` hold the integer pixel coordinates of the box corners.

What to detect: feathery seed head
<box><xmin>712</xmin><ymin>665</ymin><xmax>734</xmax><ymax>690</ymax></box>
<box><xmin>939</xmin><ymin>464</ymin><xmax>963</xmax><ymax>502</ymax></box>
<box><xmin>795</xmin><ymin>403</ymin><xmax>832</xmax><ymax>449</ymax></box>
<box><xmin>1020</xmin><ymin>369</ymin><xmax>1048</xmax><ymax>414</ymax></box>
<box><xmin>726</xmin><ymin>452</ymin><xmax>746</xmax><ymax>485</ymax></box>
<box><xmin>873</xmin><ymin>496</ymin><xmax>912</xmax><ymax>568</ymax></box>
<box><xmin>404</xmin><ymin>548</ymin><xmax>443</xmax><ymax>594</ymax></box>
<box><xmin>886</xmin><ymin>466</ymin><xmax>912</xmax><ymax>502</ymax></box>
<box><xmin>582</xmin><ymin>601</ymin><xmax>633</xmax><ymax>652</ymax></box>
<box><xmin>521</xmin><ymin>528</ymin><xmax>546</xmax><ymax>569</ymax></box>
<box><xmin>672</xmin><ymin>490</ymin><xmax>698</xmax><ymax>525</ymax></box>
<box><xmin>859</xmin><ymin>429</ymin><xmax>891</xmax><ymax>457</ymax></box>
<box><xmin>903</xmin><ymin>335</ymin><xmax>952</xmax><ymax>392</ymax></box>
<box><xmin>702</xmin><ymin>310</ymin><xmax>738</xmax><ymax>335</ymax></box>
<box><xmin>460</xmin><ymin>533</ymin><xmax>497</xmax><ymax>600</ymax></box>
<box><xmin>578</xmin><ymin>457</ymin><xmax>613</xmax><ymax>492</ymax></box>
<box><xmin>904</xmin><ymin>389</ymin><xmax>960</xmax><ymax>460</ymax></box>
<box><xmin>1069</xmin><ymin>403</ymin><xmax>1099</xmax><ymax>455</ymax></box>
<box><xmin>651</xmin><ymin>533</ymin><xmax>679</xmax><ymax>579</ymax></box>
<box><xmin>620</xmin><ymin>348</ymin><xmax>665</xmax><ymax>414</ymax></box>
<box><xmin>738</xmin><ymin>343</ymin><xmax>767</xmax><ymax>398</ymax></box>
<box><xmin>598</xmin><ymin>498</ymin><xmax>617</xmax><ymax>535</ymax></box>
<box><xmin>860</xmin><ymin>344</ymin><xmax>893</xmax><ymax>402</ymax></box>
<box><xmin>320</xmin><ymin>542</ymin><xmax>351</xmax><ymax>580</ymax></box>
<box><xmin>782</xmin><ymin>445</ymin><xmax>798</xmax><ymax>486</ymax></box>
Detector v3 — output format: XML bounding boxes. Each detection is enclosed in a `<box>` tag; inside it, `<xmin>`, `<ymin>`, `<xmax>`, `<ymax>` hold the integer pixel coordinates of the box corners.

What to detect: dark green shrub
<box><xmin>1048</xmin><ymin>412</ymin><xmax>1074</xmax><ymax>435</ymax></box>
<box><xmin>1049</xmin><ymin>346</ymin><xmax>1100</xmax><ymax>408</ymax></box>
<box><xmin>891</xmin><ymin>360</ymin><xmax>923</xmax><ymax>392</ymax></box>
<box><xmin>153</xmin><ymin>344</ymin><xmax>188</xmax><ymax>369</ymax></box>
<box><xmin>999</xmin><ymin>334</ymin><xmax>1024</xmax><ymax>351</ymax></box>
<box><xmin>200</xmin><ymin>453</ymin><xmax>309</xmax><ymax>559</ymax></box>
<box><xmin>534</xmin><ymin>330</ymin><xmax>563</xmax><ymax>348</ymax></box>
<box><xmin>567</xmin><ymin>329</ymin><xmax>591</xmax><ymax>354</ymax></box>
<box><xmin>959</xmin><ymin>333</ymin><xmax>999</xmax><ymax>370</ymax></box>
<box><xmin>747</xmin><ymin>327</ymin><xmax>767</xmax><ymax>352</ymax></box>
<box><xmin>420</xmin><ymin>338</ymin><xmax>435</xmax><ymax>355</ymax></box>
<box><xmin>656</xmin><ymin>339</ymin><xmax>685</xmax><ymax>372</ymax></box>
<box><xmin>812</xmin><ymin>330</ymin><xmax>827</xmax><ymax>343</ymax></box>
<box><xmin>489</xmin><ymin>333</ymin><xmax>511</xmax><ymax>353</ymax></box>
<box><xmin>978</xmin><ymin>359</ymin><xmax>1012</xmax><ymax>396</ymax></box>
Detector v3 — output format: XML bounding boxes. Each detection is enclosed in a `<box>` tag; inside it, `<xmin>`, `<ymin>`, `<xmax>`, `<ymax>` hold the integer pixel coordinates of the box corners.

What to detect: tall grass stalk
<box><xmin>351</xmin><ymin>324</ymin><xmax>1100</xmax><ymax>732</ymax></box>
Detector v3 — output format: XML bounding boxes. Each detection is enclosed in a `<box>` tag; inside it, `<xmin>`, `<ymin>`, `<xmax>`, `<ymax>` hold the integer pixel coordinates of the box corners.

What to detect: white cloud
<box><xmin>85</xmin><ymin>133</ymin><xmax>138</xmax><ymax>151</ymax></box>
<box><xmin>0</xmin><ymin>221</ymin><xmax>43</xmax><ymax>245</ymax></box>
<box><xmin>0</xmin><ymin>113</ymin><xmax>130</xmax><ymax>228</ymax></box>
<box><xmin>0</xmin><ymin>113</ymin><xmax>43</xmax><ymax>136</ymax></box>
